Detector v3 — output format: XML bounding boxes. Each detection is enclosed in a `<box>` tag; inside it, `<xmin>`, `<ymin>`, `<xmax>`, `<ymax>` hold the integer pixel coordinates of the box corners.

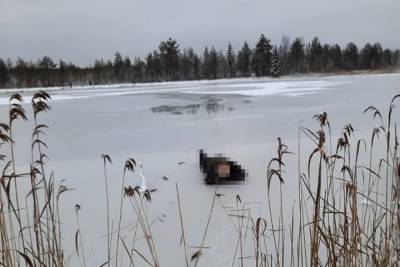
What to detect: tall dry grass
<box><xmin>0</xmin><ymin>91</ymin><xmax>67</xmax><ymax>266</ymax></box>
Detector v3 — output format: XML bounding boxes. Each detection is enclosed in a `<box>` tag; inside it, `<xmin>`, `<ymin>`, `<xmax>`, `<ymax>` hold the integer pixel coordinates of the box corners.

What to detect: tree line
<box><xmin>0</xmin><ymin>35</ymin><xmax>399</xmax><ymax>88</ymax></box>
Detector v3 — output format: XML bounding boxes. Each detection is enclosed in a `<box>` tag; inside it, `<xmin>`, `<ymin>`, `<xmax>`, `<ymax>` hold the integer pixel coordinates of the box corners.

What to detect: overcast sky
<box><xmin>1</xmin><ymin>0</ymin><xmax>399</xmax><ymax>65</ymax></box>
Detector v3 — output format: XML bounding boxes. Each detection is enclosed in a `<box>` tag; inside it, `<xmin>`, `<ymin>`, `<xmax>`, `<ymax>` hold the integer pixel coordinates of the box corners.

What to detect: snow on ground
<box><xmin>185</xmin><ymin>80</ymin><xmax>343</xmax><ymax>96</ymax></box>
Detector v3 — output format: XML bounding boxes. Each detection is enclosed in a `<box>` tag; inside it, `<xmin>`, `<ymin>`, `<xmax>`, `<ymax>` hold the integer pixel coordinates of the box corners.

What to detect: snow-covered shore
<box><xmin>0</xmin><ymin>70</ymin><xmax>399</xmax><ymax>94</ymax></box>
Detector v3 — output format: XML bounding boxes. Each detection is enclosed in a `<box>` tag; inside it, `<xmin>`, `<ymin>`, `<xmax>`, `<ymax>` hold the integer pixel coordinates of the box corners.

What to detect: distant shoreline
<box><xmin>0</xmin><ymin>68</ymin><xmax>399</xmax><ymax>94</ymax></box>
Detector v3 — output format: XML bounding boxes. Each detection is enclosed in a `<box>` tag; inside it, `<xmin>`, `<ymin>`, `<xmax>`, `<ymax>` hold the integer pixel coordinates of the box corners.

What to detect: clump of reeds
<box><xmin>288</xmin><ymin>95</ymin><xmax>400</xmax><ymax>266</ymax></box>
<box><xmin>0</xmin><ymin>91</ymin><xmax>162</xmax><ymax>267</ymax></box>
<box><xmin>0</xmin><ymin>91</ymin><xmax>69</xmax><ymax>266</ymax></box>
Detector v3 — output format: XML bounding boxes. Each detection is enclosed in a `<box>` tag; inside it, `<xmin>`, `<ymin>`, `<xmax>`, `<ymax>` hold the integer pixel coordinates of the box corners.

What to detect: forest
<box><xmin>0</xmin><ymin>35</ymin><xmax>399</xmax><ymax>88</ymax></box>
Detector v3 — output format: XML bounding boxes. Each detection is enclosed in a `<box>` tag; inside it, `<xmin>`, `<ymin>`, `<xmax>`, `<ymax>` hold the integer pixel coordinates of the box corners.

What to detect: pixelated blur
<box><xmin>198</xmin><ymin>149</ymin><xmax>247</xmax><ymax>185</ymax></box>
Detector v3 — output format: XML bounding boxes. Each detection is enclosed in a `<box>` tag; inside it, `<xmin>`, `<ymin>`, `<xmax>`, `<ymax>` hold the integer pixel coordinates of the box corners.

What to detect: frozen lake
<box><xmin>1</xmin><ymin>73</ymin><xmax>400</xmax><ymax>266</ymax></box>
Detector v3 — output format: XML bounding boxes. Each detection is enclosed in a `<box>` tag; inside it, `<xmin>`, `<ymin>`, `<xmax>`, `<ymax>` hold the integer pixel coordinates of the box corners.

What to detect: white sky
<box><xmin>0</xmin><ymin>0</ymin><xmax>399</xmax><ymax>65</ymax></box>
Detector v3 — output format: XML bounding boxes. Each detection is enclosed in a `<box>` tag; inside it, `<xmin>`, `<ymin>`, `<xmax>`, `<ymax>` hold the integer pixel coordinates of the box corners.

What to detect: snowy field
<box><xmin>0</xmin><ymin>73</ymin><xmax>399</xmax><ymax>266</ymax></box>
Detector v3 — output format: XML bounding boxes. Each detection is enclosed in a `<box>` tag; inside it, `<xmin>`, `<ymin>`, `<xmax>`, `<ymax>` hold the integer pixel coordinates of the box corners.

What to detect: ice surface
<box><xmin>1</xmin><ymin>73</ymin><xmax>400</xmax><ymax>266</ymax></box>
<box><xmin>185</xmin><ymin>80</ymin><xmax>340</xmax><ymax>96</ymax></box>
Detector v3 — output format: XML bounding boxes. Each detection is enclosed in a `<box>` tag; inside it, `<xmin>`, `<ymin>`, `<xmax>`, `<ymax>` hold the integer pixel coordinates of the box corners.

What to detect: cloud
<box><xmin>0</xmin><ymin>0</ymin><xmax>399</xmax><ymax>65</ymax></box>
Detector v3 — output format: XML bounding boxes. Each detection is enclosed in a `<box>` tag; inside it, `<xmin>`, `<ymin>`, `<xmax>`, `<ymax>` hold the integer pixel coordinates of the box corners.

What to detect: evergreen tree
<box><xmin>392</xmin><ymin>50</ymin><xmax>400</xmax><ymax>67</ymax></box>
<box><xmin>186</xmin><ymin>47</ymin><xmax>198</xmax><ymax>80</ymax></box>
<box><xmin>251</xmin><ymin>34</ymin><xmax>272</xmax><ymax>76</ymax></box>
<box><xmin>371</xmin><ymin>43</ymin><xmax>383</xmax><ymax>68</ymax></box>
<box><xmin>217</xmin><ymin>50</ymin><xmax>229</xmax><ymax>78</ymax></box>
<box><xmin>192</xmin><ymin>54</ymin><xmax>201</xmax><ymax>79</ymax></box>
<box><xmin>343</xmin><ymin>42</ymin><xmax>358</xmax><ymax>70</ymax></box>
<box><xmin>0</xmin><ymin>59</ymin><xmax>9</xmax><ymax>87</ymax></box>
<box><xmin>152</xmin><ymin>51</ymin><xmax>162</xmax><ymax>80</ymax></box>
<box><xmin>146</xmin><ymin>53</ymin><xmax>155</xmax><ymax>81</ymax></box>
<box><xmin>359</xmin><ymin>42</ymin><xmax>382</xmax><ymax>69</ymax></box>
<box><xmin>209</xmin><ymin>47</ymin><xmax>218</xmax><ymax>79</ymax></box>
<box><xmin>93</xmin><ymin>59</ymin><xmax>105</xmax><ymax>84</ymax></box>
<box><xmin>132</xmin><ymin>57</ymin><xmax>145</xmax><ymax>82</ymax></box>
<box><xmin>58</xmin><ymin>60</ymin><xmax>68</xmax><ymax>85</ymax></box>
<box><xmin>123</xmin><ymin>56</ymin><xmax>132</xmax><ymax>82</ymax></box>
<box><xmin>159</xmin><ymin>38</ymin><xmax>180</xmax><ymax>80</ymax></box>
<box><xmin>381</xmin><ymin>49</ymin><xmax>392</xmax><ymax>68</ymax></box>
<box><xmin>360</xmin><ymin>43</ymin><xmax>373</xmax><ymax>69</ymax></box>
<box><xmin>305</xmin><ymin>43</ymin><xmax>312</xmax><ymax>72</ymax></box>
<box><xmin>289</xmin><ymin>38</ymin><xmax>305</xmax><ymax>73</ymax></box>
<box><xmin>330</xmin><ymin>44</ymin><xmax>343</xmax><ymax>70</ymax></box>
<box><xmin>309</xmin><ymin>37</ymin><xmax>323</xmax><ymax>72</ymax></box>
<box><xmin>104</xmin><ymin>59</ymin><xmax>114</xmax><ymax>83</ymax></box>
<box><xmin>38</xmin><ymin>56</ymin><xmax>56</xmax><ymax>69</ymax></box>
<box><xmin>113</xmin><ymin>52</ymin><xmax>124</xmax><ymax>81</ymax></box>
<box><xmin>270</xmin><ymin>48</ymin><xmax>281</xmax><ymax>77</ymax></box>
<box><xmin>38</xmin><ymin>56</ymin><xmax>56</xmax><ymax>86</ymax></box>
<box><xmin>278</xmin><ymin>35</ymin><xmax>290</xmax><ymax>74</ymax></box>
<box><xmin>226</xmin><ymin>42</ymin><xmax>236</xmax><ymax>78</ymax></box>
<box><xmin>237</xmin><ymin>41</ymin><xmax>252</xmax><ymax>77</ymax></box>
<box><xmin>202</xmin><ymin>46</ymin><xmax>210</xmax><ymax>79</ymax></box>
<box><xmin>321</xmin><ymin>44</ymin><xmax>331</xmax><ymax>71</ymax></box>
<box><xmin>180</xmin><ymin>48</ymin><xmax>192</xmax><ymax>80</ymax></box>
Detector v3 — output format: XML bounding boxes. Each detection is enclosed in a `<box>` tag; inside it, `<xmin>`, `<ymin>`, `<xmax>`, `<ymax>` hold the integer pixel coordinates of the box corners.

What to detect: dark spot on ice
<box><xmin>150</xmin><ymin>96</ymin><xmax>233</xmax><ymax>115</ymax></box>
<box><xmin>151</xmin><ymin>104</ymin><xmax>201</xmax><ymax>114</ymax></box>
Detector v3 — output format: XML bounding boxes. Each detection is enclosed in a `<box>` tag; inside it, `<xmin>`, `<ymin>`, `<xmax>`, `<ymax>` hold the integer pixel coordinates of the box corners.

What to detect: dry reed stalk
<box><xmin>175</xmin><ymin>183</ymin><xmax>190</xmax><ymax>267</ymax></box>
